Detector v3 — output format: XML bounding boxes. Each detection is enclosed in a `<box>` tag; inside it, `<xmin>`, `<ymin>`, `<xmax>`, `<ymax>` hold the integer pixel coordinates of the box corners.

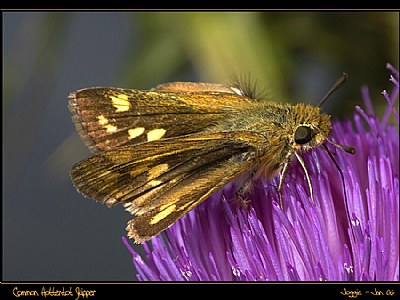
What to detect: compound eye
<box><xmin>294</xmin><ymin>126</ymin><xmax>312</xmax><ymax>144</ymax></box>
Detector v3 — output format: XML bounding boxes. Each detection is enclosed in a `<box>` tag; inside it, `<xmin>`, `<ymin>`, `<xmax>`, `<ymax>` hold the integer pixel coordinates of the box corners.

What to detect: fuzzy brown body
<box><xmin>209</xmin><ymin>102</ymin><xmax>332</xmax><ymax>180</ymax></box>
<box><xmin>69</xmin><ymin>82</ymin><xmax>333</xmax><ymax>243</ymax></box>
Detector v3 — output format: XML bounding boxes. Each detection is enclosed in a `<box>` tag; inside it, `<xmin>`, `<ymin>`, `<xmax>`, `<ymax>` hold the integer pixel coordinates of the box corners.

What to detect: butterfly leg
<box><xmin>234</xmin><ymin>168</ymin><xmax>258</xmax><ymax>210</ymax></box>
<box><xmin>277</xmin><ymin>161</ymin><xmax>290</xmax><ymax>209</ymax></box>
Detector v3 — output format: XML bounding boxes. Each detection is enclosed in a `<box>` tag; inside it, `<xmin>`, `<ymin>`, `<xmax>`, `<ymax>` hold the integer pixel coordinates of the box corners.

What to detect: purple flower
<box><xmin>123</xmin><ymin>64</ymin><xmax>399</xmax><ymax>281</ymax></box>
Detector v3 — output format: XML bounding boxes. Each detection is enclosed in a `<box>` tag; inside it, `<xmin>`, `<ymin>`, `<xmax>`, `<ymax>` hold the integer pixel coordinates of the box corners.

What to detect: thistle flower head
<box><xmin>124</xmin><ymin>64</ymin><xmax>399</xmax><ymax>281</ymax></box>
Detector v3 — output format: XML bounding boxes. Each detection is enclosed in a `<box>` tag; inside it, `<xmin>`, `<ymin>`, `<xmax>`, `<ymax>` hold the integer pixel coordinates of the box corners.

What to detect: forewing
<box><xmin>69</xmin><ymin>86</ymin><xmax>255</xmax><ymax>152</ymax></box>
<box><xmin>70</xmin><ymin>131</ymin><xmax>266</xmax><ymax>243</ymax></box>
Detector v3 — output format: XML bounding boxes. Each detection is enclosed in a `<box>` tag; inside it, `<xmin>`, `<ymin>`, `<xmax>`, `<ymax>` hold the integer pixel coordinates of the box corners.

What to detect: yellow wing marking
<box><xmin>111</xmin><ymin>94</ymin><xmax>131</xmax><ymax>112</ymax></box>
<box><xmin>147</xmin><ymin>129</ymin><xmax>167</xmax><ymax>141</ymax></box>
<box><xmin>128</xmin><ymin>127</ymin><xmax>145</xmax><ymax>139</ymax></box>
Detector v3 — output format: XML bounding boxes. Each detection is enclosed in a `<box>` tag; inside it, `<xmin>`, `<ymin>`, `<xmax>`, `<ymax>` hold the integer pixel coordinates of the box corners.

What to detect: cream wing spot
<box><xmin>128</xmin><ymin>127</ymin><xmax>145</xmax><ymax>139</ymax></box>
<box><xmin>97</xmin><ymin>115</ymin><xmax>109</xmax><ymax>125</ymax></box>
<box><xmin>105</xmin><ymin>124</ymin><xmax>117</xmax><ymax>133</ymax></box>
<box><xmin>147</xmin><ymin>129</ymin><xmax>167</xmax><ymax>141</ymax></box>
<box><xmin>147</xmin><ymin>179</ymin><xmax>162</xmax><ymax>187</ymax></box>
<box><xmin>111</xmin><ymin>94</ymin><xmax>131</xmax><ymax>112</ymax></box>
<box><xmin>97</xmin><ymin>115</ymin><xmax>117</xmax><ymax>132</ymax></box>
<box><xmin>150</xmin><ymin>204</ymin><xmax>176</xmax><ymax>225</ymax></box>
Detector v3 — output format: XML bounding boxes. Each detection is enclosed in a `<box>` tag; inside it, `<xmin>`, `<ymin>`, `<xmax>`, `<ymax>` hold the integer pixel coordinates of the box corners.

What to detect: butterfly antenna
<box><xmin>318</xmin><ymin>73</ymin><xmax>348</xmax><ymax>108</ymax></box>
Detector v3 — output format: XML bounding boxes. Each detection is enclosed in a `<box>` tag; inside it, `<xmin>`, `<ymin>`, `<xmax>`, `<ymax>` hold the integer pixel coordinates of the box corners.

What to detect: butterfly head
<box><xmin>286</xmin><ymin>103</ymin><xmax>331</xmax><ymax>153</ymax></box>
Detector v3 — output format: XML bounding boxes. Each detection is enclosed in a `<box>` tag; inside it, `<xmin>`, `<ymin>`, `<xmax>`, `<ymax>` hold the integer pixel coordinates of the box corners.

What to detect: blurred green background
<box><xmin>3</xmin><ymin>12</ymin><xmax>399</xmax><ymax>281</ymax></box>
